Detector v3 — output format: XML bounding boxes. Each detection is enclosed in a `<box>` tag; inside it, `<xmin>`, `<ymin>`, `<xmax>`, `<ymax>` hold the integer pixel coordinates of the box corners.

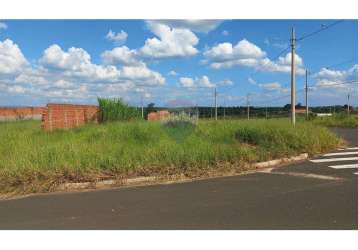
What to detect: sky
<box><xmin>0</xmin><ymin>19</ymin><xmax>357</xmax><ymax>107</ymax></box>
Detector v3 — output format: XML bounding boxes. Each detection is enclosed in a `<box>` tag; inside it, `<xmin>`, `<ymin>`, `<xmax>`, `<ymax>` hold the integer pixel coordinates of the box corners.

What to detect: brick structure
<box><xmin>41</xmin><ymin>103</ymin><xmax>99</xmax><ymax>131</ymax></box>
<box><xmin>147</xmin><ymin>110</ymin><xmax>170</xmax><ymax>121</ymax></box>
<box><xmin>0</xmin><ymin>107</ymin><xmax>46</xmax><ymax>121</ymax></box>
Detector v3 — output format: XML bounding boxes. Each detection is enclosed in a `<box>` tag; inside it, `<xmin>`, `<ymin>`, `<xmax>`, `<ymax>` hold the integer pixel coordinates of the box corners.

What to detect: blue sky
<box><xmin>0</xmin><ymin>19</ymin><xmax>357</xmax><ymax>107</ymax></box>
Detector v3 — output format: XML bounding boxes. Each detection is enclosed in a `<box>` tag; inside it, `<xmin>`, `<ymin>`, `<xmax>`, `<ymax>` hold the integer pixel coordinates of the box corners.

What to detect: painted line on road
<box><xmin>268</xmin><ymin>171</ymin><xmax>342</xmax><ymax>181</ymax></box>
<box><xmin>323</xmin><ymin>151</ymin><xmax>358</xmax><ymax>157</ymax></box>
<box><xmin>338</xmin><ymin>147</ymin><xmax>358</xmax><ymax>151</ymax></box>
<box><xmin>328</xmin><ymin>163</ymin><xmax>358</xmax><ymax>169</ymax></box>
<box><xmin>310</xmin><ymin>157</ymin><xmax>358</xmax><ymax>163</ymax></box>
<box><xmin>354</xmin><ymin>172</ymin><xmax>358</xmax><ymax>175</ymax></box>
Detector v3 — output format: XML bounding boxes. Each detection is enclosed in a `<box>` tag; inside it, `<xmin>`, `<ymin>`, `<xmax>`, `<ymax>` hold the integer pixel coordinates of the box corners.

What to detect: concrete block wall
<box><xmin>41</xmin><ymin>103</ymin><xmax>99</xmax><ymax>131</ymax></box>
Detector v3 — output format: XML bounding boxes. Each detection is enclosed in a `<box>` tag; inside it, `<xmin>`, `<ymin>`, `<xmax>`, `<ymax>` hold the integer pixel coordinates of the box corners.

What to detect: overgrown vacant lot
<box><xmin>312</xmin><ymin>114</ymin><xmax>358</xmax><ymax>128</ymax></box>
<box><xmin>0</xmin><ymin>119</ymin><xmax>342</xmax><ymax>194</ymax></box>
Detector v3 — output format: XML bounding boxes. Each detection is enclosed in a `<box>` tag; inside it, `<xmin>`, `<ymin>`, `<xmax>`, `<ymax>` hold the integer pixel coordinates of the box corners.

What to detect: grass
<box><xmin>311</xmin><ymin>114</ymin><xmax>358</xmax><ymax>128</ymax></box>
<box><xmin>98</xmin><ymin>97</ymin><xmax>141</xmax><ymax>122</ymax></box>
<box><xmin>0</xmin><ymin>119</ymin><xmax>343</xmax><ymax>194</ymax></box>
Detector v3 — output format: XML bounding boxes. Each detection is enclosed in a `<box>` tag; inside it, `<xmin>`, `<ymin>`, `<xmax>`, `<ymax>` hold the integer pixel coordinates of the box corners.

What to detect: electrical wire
<box><xmin>296</xmin><ymin>20</ymin><xmax>344</xmax><ymax>42</ymax></box>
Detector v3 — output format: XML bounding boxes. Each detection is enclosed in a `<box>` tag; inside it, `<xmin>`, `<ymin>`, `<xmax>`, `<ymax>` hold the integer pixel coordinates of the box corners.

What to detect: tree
<box><xmin>147</xmin><ymin>103</ymin><xmax>156</xmax><ymax>113</ymax></box>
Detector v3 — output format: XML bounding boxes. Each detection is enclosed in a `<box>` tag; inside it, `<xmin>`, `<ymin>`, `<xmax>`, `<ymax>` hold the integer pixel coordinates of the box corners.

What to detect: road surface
<box><xmin>1</xmin><ymin>128</ymin><xmax>358</xmax><ymax>229</ymax></box>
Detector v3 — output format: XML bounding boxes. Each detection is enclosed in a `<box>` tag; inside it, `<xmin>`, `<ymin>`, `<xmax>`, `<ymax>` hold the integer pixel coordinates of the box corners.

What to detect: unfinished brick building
<box><xmin>41</xmin><ymin>103</ymin><xmax>99</xmax><ymax>131</ymax></box>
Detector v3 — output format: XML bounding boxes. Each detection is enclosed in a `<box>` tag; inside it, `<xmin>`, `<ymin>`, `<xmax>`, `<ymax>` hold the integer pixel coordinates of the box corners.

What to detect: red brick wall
<box><xmin>147</xmin><ymin>110</ymin><xmax>170</xmax><ymax>121</ymax></box>
<box><xmin>0</xmin><ymin>107</ymin><xmax>46</xmax><ymax>121</ymax></box>
<box><xmin>41</xmin><ymin>103</ymin><xmax>99</xmax><ymax>131</ymax></box>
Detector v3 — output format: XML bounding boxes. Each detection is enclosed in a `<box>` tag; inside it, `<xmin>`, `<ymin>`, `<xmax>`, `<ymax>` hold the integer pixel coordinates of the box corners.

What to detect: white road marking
<box><xmin>323</xmin><ymin>151</ymin><xmax>358</xmax><ymax>157</ymax></box>
<box><xmin>354</xmin><ymin>172</ymin><xmax>358</xmax><ymax>175</ymax></box>
<box><xmin>328</xmin><ymin>164</ymin><xmax>358</xmax><ymax>169</ymax></box>
<box><xmin>338</xmin><ymin>147</ymin><xmax>358</xmax><ymax>151</ymax></box>
<box><xmin>310</xmin><ymin>157</ymin><xmax>358</xmax><ymax>163</ymax></box>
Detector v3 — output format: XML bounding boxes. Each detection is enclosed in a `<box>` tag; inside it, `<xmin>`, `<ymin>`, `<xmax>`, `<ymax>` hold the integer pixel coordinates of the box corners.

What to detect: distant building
<box><xmin>147</xmin><ymin>110</ymin><xmax>170</xmax><ymax>121</ymax></box>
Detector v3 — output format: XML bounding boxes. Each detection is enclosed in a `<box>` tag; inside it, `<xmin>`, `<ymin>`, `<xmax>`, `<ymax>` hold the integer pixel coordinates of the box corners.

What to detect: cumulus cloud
<box><xmin>0</xmin><ymin>39</ymin><xmax>28</xmax><ymax>76</ymax></box>
<box><xmin>147</xmin><ymin>20</ymin><xmax>222</xmax><ymax>33</ymax></box>
<box><xmin>139</xmin><ymin>21</ymin><xmax>199</xmax><ymax>58</ymax></box>
<box><xmin>313</xmin><ymin>64</ymin><xmax>358</xmax><ymax>91</ymax></box>
<box><xmin>39</xmin><ymin>44</ymin><xmax>121</xmax><ymax>82</ymax></box>
<box><xmin>204</xmin><ymin>39</ymin><xmax>305</xmax><ymax>74</ymax></box>
<box><xmin>0</xmin><ymin>42</ymin><xmax>166</xmax><ymax>103</ymax></box>
<box><xmin>179</xmin><ymin>77</ymin><xmax>195</xmax><ymax>88</ymax></box>
<box><xmin>204</xmin><ymin>39</ymin><xmax>266</xmax><ymax>62</ymax></box>
<box><xmin>179</xmin><ymin>75</ymin><xmax>216</xmax><ymax>88</ymax></box>
<box><xmin>101</xmin><ymin>46</ymin><xmax>140</xmax><ymax>66</ymax></box>
<box><xmin>106</xmin><ymin>30</ymin><xmax>128</xmax><ymax>45</ymax></box>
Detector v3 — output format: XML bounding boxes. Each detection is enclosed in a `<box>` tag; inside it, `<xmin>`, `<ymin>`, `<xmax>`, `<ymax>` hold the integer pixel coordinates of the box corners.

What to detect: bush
<box><xmin>98</xmin><ymin>98</ymin><xmax>141</xmax><ymax>122</ymax></box>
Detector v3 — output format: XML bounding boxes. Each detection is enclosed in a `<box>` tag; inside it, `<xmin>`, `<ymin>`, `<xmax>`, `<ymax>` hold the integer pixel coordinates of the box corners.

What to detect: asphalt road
<box><xmin>1</xmin><ymin>128</ymin><xmax>358</xmax><ymax>229</ymax></box>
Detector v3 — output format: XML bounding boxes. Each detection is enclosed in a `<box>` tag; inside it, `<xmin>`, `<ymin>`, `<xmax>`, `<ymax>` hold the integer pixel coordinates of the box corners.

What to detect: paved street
<box><xmin>1</xmin><ymin>128</ymin><xmax>358</xmax><ymax>229</ymax></box>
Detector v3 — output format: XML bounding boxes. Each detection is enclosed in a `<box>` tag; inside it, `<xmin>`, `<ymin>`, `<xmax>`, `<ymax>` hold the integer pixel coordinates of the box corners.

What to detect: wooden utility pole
<box><xmin>305</xmin><ymin>69</ymin><xmax>309</xmax><ymax>120</ymax></box>
<box><xmin>291</xmin><ymin>27</ymin><xmax>296</xmax><ymax>126</ymax></box>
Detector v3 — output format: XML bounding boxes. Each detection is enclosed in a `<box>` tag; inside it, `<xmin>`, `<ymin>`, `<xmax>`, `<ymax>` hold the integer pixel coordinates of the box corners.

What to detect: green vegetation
<box><xmin>98</xmin><ymin>97</ymin><xmax>141</xmax><ymax>122</ymax></box>
<box><xmin>0</xmin><ymin>119</ymin><xmax>342</xmax><ymax>194</ymax></box>
<box><xmin>312</xmin><ymin>114</ymin><xmax>358</xmax><ymax>128</ymax></box>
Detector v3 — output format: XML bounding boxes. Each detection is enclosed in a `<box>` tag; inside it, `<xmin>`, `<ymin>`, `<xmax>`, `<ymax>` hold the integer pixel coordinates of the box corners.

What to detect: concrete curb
<box><xmin>55</xmin><ymin>153</ymin><xmax>309</xmax><ymax>192</ymax></box>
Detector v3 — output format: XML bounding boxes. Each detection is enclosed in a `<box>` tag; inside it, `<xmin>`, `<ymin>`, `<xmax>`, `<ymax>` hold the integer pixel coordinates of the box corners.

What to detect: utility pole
<box><xmin>305</xmin><ymin>69</ymin><xmax>309</xmax><ymax>120</ymax></box>
<box><xmin>223</xmin><ymin>98</ymin><xmax>226</xmax><ymax>119</ymax></box>
<box><xmin>347</xmin><ymin>91</ymin><xmax>350</xmax><ymax>116</ymax></box>
<box><xmin>141</xmin><ymin>94</ymin><xmax>144</xmax><ymax>119</ymax></box>
<box><xmin>290</xmin><ymin>27</ymin><xmax>296</xmax><ymax>126</ymax></box>
<box><xmin>246</xmin><ymin>94</ymin><xmax>250</xmax><ymax>120</ymax></box>
<box><xmin>265</xmin><ymin>106</ymin><xmax>268</xmax><ymax>119</ymax></box>
<box><xmin>214</xmin><ymin>88</ymin><xmax>218</xmax><ymax>121</ymax></box>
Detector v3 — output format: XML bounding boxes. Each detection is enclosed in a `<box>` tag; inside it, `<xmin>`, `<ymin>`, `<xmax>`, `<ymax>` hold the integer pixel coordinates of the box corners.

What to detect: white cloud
<box><xmin>0</xmin><ymin>22</ymin><xmax>7</xmax><ymax>30</ymax></box>
<box><xmin>39</xmin><ymin>44</ymin><xmax>165</xmax><ymax>85</ymax></box>
<box><xmin>204</xmin><ymin>39</ymin><xmax>266</xmax><ymax>62</ymax></box>
<box><xmin>179</xmin><ymin>75</ymin><xmax>216</xmax><ymax>88</ymax></box>
<box><xmin>204</xmin><ymin>39</ymin><xmax>305</xmax><ymax>75</ymax></box>
<box><xmin>316</xmin><ymin>67</ymin><xmax>346</xmax><ymax>80</ymax></box>
<box><xmin>7</xmin><ymin>85</ymin><xmax>26</xmax><ymax>94</ymax></box>
<box><xmin>106</xmin><ymin>30</ymin><xmax>128</xmax><ymax>45</ymax></box>
<box><xmin>147</xmin><ymin>20</ymin><xmax>222</xmax><ymax>33</ymax></box>
<box><xmin>198</xmin><ymin>75</ymin><xmax>215</xmax><ymax>88</ymax></box>
<box><xmin>140</xmin><ymin>21</ymin><xmax>199</xmax><ymax>58</ymax></box>
<box><xmin>39</xmin><ymin>44</ymin><xmax>121</xmax><ymax>82</ymax></box>
<box><xmin>101</xmin><ymin>46</ymin><xmax>140</xmax><ymax>66</ymax></box>
<box><xmin>0</xmin><ymin>39</ymin><xmax>28</xmax><ymax>76</ymax></box>
<box><xmin>121</xmin><ymin>65</ymin><xmax>165</xmax><ymax>85</ymax></box>
<box><xmin>168</xmin><ymin>70</ymin><xmax>178</xmax><ymax>76</ymax></box>
<box><xmin>313</xmin><ymin>64</ymin><xmax>358</xmax><ymax>91</ymax></box>
<box><xmin>179</xmin><ymin>77</ymin><xmax>195</xmax><ymax>88</ymax></box>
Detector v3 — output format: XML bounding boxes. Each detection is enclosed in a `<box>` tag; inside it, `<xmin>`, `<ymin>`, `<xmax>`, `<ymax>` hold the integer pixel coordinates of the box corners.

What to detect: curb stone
<box><xmin>55</xmin><ymin>153</ymin><xmax>309</xmax><ymax>192</ymax></box>
<box><xmin>0</xmin><ymin>153</ymin><xmax>309</xmax><ymax>200</ymax></box>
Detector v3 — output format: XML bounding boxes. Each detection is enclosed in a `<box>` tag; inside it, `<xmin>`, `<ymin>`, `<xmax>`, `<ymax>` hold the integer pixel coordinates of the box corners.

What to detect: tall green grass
<box><xmin>0</xmin><ymin>119</ymin><xmax>343</xmax><ymax>194</ymax></box>
<box><xmin>311</xmin><ymin>114</ymin><xmax>358</xmax><ymax>128</ymax></box>
<box><xmin>98</xmin><ymin>97</ymin><xmax>141</xmax><ymax>122</ymax></box>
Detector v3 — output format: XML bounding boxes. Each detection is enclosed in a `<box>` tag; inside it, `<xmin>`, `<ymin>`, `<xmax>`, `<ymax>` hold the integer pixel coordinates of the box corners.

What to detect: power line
<box><xmin>296</xmin><ymin>20</ymin><xmax>344</xmax><ymax>42</ymax></box>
